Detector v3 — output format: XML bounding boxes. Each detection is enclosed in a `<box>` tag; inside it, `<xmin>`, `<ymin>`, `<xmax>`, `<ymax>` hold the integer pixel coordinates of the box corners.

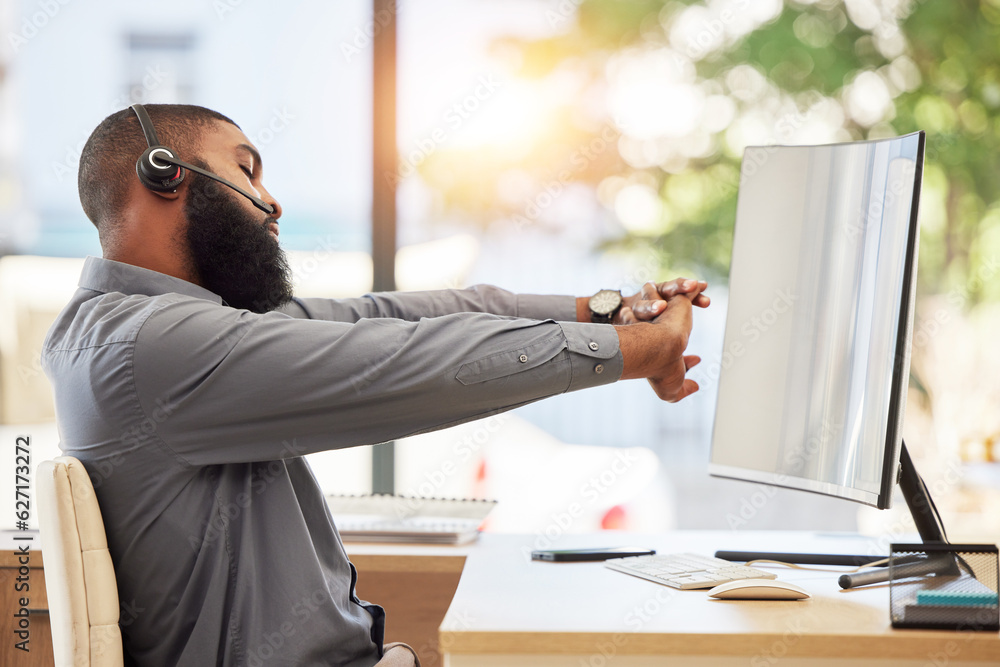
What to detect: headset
<box><xmin>130</xmin><ymin>104</ymin><xmax>275</xmax><ymax>215</ymax></box>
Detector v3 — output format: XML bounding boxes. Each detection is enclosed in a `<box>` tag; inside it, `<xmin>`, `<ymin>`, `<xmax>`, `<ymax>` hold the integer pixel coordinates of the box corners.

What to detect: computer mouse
<box><xmin>707</xmin><ymin>579</ymin><xmax>810</xmax><ymax>600</ymax></box>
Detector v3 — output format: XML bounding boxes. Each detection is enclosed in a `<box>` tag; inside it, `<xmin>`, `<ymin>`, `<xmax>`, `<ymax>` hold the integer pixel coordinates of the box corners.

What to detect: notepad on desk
<box><xmin>325</xmin><ymin>494</ymin><xmax>497</xmax><ymax>545</ymax></box>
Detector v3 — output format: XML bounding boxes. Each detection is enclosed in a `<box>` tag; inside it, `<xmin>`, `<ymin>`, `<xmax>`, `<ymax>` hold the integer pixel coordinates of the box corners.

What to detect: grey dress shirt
<box><xmin>42</xmin><ymin>256</ymin><xmax>623</xmax><ymax>666</ymax></box>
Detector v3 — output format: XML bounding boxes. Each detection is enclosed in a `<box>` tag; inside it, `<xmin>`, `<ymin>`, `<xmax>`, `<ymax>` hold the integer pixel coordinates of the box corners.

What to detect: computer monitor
<box><xmin>708</xmin><ymin>132</ymin><xmax>938</xmax><ymax>555</ymax></box>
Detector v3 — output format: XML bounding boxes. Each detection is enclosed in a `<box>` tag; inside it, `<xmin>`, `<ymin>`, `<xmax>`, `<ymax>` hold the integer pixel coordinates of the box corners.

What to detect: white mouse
<box><xmin>707</xmin><ymin>579</ymin><xmax>810</xmax><ymax>600</ymax></box>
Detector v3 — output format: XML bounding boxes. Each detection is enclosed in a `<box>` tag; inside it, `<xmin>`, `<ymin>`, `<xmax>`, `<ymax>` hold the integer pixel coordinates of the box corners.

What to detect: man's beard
<box><xmin>183</xmin><ymin>171</ymin><xmax>293</xmax><ymax>313</ymax></box>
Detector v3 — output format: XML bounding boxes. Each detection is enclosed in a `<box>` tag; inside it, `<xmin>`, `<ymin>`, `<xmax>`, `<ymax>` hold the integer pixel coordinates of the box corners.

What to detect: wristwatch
<box><xmin>589</xmin><ymin>289</ymin><xmax>623</xmax><ymax>324</ymax></box>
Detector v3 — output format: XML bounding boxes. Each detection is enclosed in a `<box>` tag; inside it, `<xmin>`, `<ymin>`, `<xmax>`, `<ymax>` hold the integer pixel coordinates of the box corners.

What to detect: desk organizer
<box><xmin>889</xmin><ymin>543</ymin><xmax>999</xmax><ymax>631</ymax></box>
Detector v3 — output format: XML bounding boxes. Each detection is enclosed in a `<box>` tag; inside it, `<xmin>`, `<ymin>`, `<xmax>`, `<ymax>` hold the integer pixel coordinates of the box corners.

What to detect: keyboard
<box><xmin>604</xmin><ymin>552</ymin><xmax>777</xmax><ymax>590</ymax></box>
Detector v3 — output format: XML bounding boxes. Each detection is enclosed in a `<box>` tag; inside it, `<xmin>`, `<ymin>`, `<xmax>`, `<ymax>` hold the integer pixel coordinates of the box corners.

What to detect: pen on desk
<box><xmin>839</xmin><ymin>567</ymin><xmax>891</xmax><ymax>589</ymax></box>
<box><xmin>839</xmin><ymin>554</ymin><xmax>958</xmax><ymax>589</ymax></box>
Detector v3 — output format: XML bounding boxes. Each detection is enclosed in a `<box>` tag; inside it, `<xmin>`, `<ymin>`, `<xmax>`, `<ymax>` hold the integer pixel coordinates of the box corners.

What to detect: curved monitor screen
<box><xmin>708</xmin><ymin>132</ymin><xmax>924</xmax><ymax>509</ymax></box>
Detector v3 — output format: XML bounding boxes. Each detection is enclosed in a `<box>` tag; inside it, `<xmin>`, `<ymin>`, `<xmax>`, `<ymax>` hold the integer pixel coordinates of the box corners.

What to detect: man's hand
<box><xmin>616</xmin><ymin>292</ymin><xmax>701</xmax><ymax>403</ymax></box>
<box><xmin>575</xmin><ymin>278</ymin><xmax>710</xmax><ymax>324</ymax></box>
<box><xmin>615</xmin><ymin>279</ymin><xmax>710</xmax><ymax>325</ymax></box>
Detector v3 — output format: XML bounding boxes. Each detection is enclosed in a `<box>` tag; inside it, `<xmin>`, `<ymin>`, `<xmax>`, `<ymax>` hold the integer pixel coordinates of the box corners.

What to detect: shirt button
<box><xmin>588</xmin><ymin>341</ymin><xmax>599</xmax><ymax>351</ymax></box>
<box><xmin>519</xmin><ymin>354</ymin><xmax>528</xmax><ymax>363</ymax></box>
<box><xmin>595</xmin><ymin>364</ymin><xmax>604</xmax><ymax>374</ymax></box>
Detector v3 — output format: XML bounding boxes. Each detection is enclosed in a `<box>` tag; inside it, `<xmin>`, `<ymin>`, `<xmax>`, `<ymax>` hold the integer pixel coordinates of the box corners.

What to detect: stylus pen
<box><xmin>839</xmin><ymin>555</ymin><xmax>957</xmax><ymax>590</ymax></box>
<box><xmin>838</xmin><ymin>567</ymin><xmax>892</xmax><ymax>589</ymax></box>
<box><xmin>715</xmin><ymin>551</ymin><xmax>886</xmax><ymax>567</ymax></box>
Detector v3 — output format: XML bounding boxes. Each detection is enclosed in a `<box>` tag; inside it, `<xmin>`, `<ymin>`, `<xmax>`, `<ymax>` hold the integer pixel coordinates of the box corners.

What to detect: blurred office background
<box><xmin>1</xmin><ymin>0</ymin><xmax>999</xmax><ymax>542</ymax></box>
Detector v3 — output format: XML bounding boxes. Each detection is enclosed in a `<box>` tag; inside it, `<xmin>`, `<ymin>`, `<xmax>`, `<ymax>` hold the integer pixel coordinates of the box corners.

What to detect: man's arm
<box><xmin>280</xmin><ymin>285</ymin><xmax>575</xmax><ymax>323</ymax></box>
<box><xmin>132</xmin><ymin>300</ymin><xmax>621</xmax><ymax>466</ymax></box>
<box><xmin>281</xmin><ymin>277</ymin><xmax>710</xmax><ymax>325</ymax></box>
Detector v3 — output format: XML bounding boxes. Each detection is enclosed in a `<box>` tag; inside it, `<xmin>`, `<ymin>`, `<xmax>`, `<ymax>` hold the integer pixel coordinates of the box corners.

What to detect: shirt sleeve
<box><xmin>131</xmin><ymin>296</ymin><xmax>621</xmax><ymax>466</ymax></box>
<box><xmin>276</xmin><ymin>285</ymin><xmax>576</xmax><ymax>323</ymax></box>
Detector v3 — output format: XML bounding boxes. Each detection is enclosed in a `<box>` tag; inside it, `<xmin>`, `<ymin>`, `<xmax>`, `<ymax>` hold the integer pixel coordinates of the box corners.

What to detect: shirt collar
<box><xmin>78</xmin><ymin>256</ymin><xmax>224</xmax><ymax>305</ymax></box>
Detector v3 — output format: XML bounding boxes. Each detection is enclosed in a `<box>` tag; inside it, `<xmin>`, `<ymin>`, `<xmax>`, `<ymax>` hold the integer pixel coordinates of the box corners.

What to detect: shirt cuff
<box><xmin>516</xmin><ymin>294</ymin><xmax>577</xmax><ymax>322</ymax></box>
<box><xmin>556</xmin><ymin>321</ymin><xmax>623</xmax><ymax>392</ymax></box>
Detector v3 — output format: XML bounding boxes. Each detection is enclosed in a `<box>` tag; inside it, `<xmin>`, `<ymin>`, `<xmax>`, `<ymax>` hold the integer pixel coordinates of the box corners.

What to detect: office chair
<box><xmin>36</xmin><ymin>456</ymin><xmax>417</xmax><ymax>666</ymax></box>
<box><xmin>36</xmin><ymin>456</ymin><xmax>124</xmax><ymax>667</ymax></box>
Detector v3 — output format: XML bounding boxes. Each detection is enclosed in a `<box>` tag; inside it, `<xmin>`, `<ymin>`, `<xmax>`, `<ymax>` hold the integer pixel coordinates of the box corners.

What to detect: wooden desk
<box><xmin>7</xmin><ymin>531</ymin><xmax>1000</xmax><ymax>666</ymax></box>
<box><xmin>439</xmin><ymin>532</ymin><xmax>1000</xmax><ymax>667</ymax></box>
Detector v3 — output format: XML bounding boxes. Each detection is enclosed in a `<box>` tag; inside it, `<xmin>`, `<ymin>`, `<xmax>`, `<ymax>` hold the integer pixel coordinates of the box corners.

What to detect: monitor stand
<box><xmin>715</xmin><ymin>440</ymin><xmax>951</xmax><ymax>588</ymax></box>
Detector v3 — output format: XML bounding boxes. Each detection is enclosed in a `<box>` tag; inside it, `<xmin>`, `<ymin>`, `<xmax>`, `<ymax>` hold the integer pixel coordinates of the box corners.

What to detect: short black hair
<box><xmin>78</xmin><ymin>104</ymin><xmax>238</xmax><ymax>246</ymax></box>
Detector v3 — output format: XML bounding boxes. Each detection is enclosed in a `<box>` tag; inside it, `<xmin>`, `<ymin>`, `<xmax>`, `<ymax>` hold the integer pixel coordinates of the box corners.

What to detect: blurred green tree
<box><xmin>416</xmin><ymin>0</ymin><xmax>1000</xmax><ymax>302</ymax></box>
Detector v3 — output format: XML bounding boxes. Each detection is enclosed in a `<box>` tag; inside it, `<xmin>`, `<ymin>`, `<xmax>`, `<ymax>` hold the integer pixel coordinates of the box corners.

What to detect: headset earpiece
<box><xmin>132</xmin><ymin>104</ymin><xmax>186</xmax><ymax>193</ymax></box>
<box><xmin>136</xmin><ymin>145</ymin><xmax>185</xmax><ymax>192</ymax></box>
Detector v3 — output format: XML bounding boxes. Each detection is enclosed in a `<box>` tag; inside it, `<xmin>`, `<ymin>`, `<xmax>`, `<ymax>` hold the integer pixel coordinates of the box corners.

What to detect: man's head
<box><xmin>78</xmin><ymin>104</ymin><xmax>292</xmax><ymax>312</ymax></box>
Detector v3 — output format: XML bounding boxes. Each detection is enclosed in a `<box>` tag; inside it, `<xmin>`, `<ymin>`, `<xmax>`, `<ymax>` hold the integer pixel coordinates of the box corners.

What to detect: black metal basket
<box><xmin>889</xmin><ymin>543</ymin><xmax>999</xmax><ymax>631</ymax></box>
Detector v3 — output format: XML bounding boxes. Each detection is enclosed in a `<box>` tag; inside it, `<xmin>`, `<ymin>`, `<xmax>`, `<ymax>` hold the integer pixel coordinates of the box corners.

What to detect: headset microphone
<box><xmin>131</xmin><ymin>104</ymin><xmax>275</xmax><ymax>215</ymax></box>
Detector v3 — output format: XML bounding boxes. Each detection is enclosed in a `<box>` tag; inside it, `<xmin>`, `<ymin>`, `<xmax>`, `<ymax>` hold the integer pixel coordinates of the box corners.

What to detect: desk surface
<box><xmin>439</xmin><ymin>531</ymin><xmax>1000</xmax><ymax>665</ymax></box>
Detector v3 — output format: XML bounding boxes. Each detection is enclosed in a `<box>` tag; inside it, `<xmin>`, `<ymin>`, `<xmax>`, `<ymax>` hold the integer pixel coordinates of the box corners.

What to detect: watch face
<box><xmin>590</xmin><ymin>289</ymin><xmax>622</xmax><ymax>315</ymax></box>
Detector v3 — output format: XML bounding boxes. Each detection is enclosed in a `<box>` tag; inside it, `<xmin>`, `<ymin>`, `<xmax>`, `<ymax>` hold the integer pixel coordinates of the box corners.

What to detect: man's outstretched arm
<box><xmin>280</xmin><ymin>285</ymin><xmax>576</xmax><ymax>322</ymax></box>
<box><xmin>282</xmin><ymin>278</ymin><xmax>709</xmax><ymax>324</ymax></box>
<box><xmin>127</xmin><ymin>289</ymin><xmax>701</xmax><ymax>466</ymax></box>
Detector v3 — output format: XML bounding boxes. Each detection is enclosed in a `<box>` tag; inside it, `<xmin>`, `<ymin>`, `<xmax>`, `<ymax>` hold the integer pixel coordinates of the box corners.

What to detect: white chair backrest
<box><xmin>36</xmin><ymin>456</ymin><xmax>124</xmax><ymax>667</ymax></box>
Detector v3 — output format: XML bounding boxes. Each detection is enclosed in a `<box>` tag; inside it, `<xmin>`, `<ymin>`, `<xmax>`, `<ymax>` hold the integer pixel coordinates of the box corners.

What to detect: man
<box><xmin>43</xmin><ymin>104</ymin><xmax>709</xmax><ymax>666</ymax></box>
